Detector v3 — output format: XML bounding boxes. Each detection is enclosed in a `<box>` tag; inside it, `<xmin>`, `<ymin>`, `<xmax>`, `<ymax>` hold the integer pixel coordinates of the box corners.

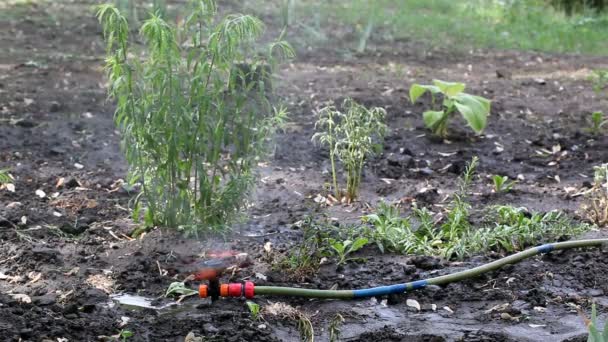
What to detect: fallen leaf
<box><xmin>406</xmin><ymin>299</ymin><xmax>421</xmax><ymax>311</ymax></box>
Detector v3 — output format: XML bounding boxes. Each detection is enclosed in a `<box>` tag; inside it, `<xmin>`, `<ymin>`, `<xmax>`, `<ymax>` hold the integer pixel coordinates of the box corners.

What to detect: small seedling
<box><xmin>579</xmin><ymin>303</ymin><xmax>608</xmax><ymax>342</ymax></box>
<box><xmin>313</xmin><ymin>98</ymin><xmax>386</xmax><ymax>201</ymax></box>
<box><xmin>165</xmin><ymin>282</ymin><xmax>198</xmax><ymax>298</ymax></box>
<box><xmin>589</xmin><ymin>69</ymin><xmax>608</xmax><ymax>96</ymax></box>
<box><xmin>329</xmin><ymin>313</ymin><xmax>344</xmax><ymax>342</ymax></box>
<box><xmin>119</xmin><ymin>329</ymin><xmax>134</xmax><ymax>342</ymax></box>
<box><xmin>582</xmin><ymin>164</ymin><xmax>608</xmax><ymax>226</ymax></box>
<box><xmin>409</xmin><ymin>80</ymin><xmax>491</xmax><ymax>137</ymax></box>
<box><xmin>589</xmin><ymin>111</ymin><xmax>607</xmax><ymax>135</ymax></box>
<box><xmin>0</xmin><ymin>169</ymin><xmax>11</xmax><ymax>184</ymax></box>
<box><xmin>328</xmin><ymin>237</ymin><xmax>368</xmax><ymax>265</ymax></box>
<box><xmin>492</xmin><ymin>175</ymin><xmax>515</xmax><ymax>193</ymax></box>
<box><xmin>246</xmin><ymin>301</ymin><xmax>261</xmax><ymax>321</ymax></box>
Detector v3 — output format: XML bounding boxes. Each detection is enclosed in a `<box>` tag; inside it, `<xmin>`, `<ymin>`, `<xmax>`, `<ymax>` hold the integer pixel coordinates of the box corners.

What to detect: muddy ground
<box><xmin>1</xmin><ymin>1</ymin><xmax>608</xmax><ymax>341</ymax></box>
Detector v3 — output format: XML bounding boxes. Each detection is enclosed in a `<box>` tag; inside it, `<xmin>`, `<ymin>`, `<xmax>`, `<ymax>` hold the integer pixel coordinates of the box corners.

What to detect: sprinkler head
<box><xmin>184</xmin><ymin>252</ymin><xmax>251</xmax><ymax>301</ymax></box>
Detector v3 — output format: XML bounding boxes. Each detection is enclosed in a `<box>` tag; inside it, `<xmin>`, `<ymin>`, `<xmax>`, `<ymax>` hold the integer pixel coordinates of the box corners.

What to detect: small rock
<box><xmin>49</xmin><ymin>147</ymin><xmax>66</xmax><ymax>155</ymax></box>
<box><xmin>15</xmin><ymin>119</ymin><xmax>36</xmax><ymax>128</ymax></box>
<box><xmin>587</xmin><ymin>289</ymin><xmax>604</xmax><ymax>297</ymax></box>
<box><xmin>203</xmin><ymin>323</ymin><xmax>219</xmax><ymax>334</ymax></box>
<box><xmin>33</xmin><ymin>294</ymin><xmax>57</xmax><ymax>306</ymax></box>
<box><xmin>418</xmin><ymin>167</ymin><xmax>434</xmax><ymax>176</ymax></box>
<box><xmin>49</xmin><ymin>101</ymin><xmax>61</xmax><ymax>112</ymax></box>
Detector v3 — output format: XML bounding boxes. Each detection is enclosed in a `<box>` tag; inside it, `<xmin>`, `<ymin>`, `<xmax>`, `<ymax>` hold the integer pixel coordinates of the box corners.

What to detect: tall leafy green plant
<box><xmin>97</xmin><ymin>1</ymin><xmax>294</xmax><ymax>234</ymax></box>
<box><xmin>313</xmin><ymin>98</ymin><xmax>386</xmax><ymax>202</ymax></box>
<box><xmin>410</xmin><ymin>80</ymin><xmax>491</xmax><ymax>138</ymax></box>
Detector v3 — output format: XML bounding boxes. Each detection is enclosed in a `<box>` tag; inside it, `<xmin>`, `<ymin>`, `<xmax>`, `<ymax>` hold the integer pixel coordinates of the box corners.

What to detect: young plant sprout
<box><xmin>246</xmin><ymin>301</ymin><xmax>261</xmax><ymax>321</ymax></box>
<box><xmin>579</xmin><ymin>303</ymin><xmax>608</xmax><ymax>342</ymax></box>
<box><xmin>313</xmin><ymin>98</ymin><xmax>386</xmax><ymax>202</ymax></box>
<box><xmin>492</xmin><ymin>175</ymin><xmax>515</xmax><ymax>193</ymax></box>
<box><xmin>328</xmin><ymin>237</ymin><xmax>368</xmax><ymax>265</ymax></box>
<box><xmin>119</xmin><ymin>330</ymin><xmax>134</xmax><ymax>342</ymax></box>
<box><xmin>0</xmin><ymin>169</ymin><xmax>11</xmax><ymax>184</ymax></box>
<box><xmin>97</xmin><ymin>1</ymin><xmax>294</xmax><ymax>234</ymax></box>
<box><xmin>589</xmin><ymin>111</ymin><xmax>607</xmax><ymax>135</ymax></box>
<box><xmin>409</xmin><ymin>80</ymin><xmax>491</xmax><ymax>137</ymax></box>
<box><xmin>589</xmin><ymin>69</ymin><xmax>608</xmax><ymax>96</ymax></box>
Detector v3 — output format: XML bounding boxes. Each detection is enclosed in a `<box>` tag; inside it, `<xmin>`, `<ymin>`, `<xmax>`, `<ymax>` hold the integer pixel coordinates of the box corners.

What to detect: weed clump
<box><xmin>364</xmin><ymin>157</ymin><xmax>590</xmax><ymax>259</ymax></box>
<box><xmin>97</xmin><ymin>1</ymin><xmax>293</xmax><ymax>233</ymax></box>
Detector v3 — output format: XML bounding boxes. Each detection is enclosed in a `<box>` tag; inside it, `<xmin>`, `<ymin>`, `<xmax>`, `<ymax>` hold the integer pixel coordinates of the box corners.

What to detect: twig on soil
<box><xmin>0</xmin><ymin>254</ymin><xmax>18</xmax><ymax>265</ymax></box>
<box><xmin>108</xmin><ymin>230</ymin><xmax>124</xmax><ymax>241</ymax></box>
<box><xmin>156</xmin><ymin>260</ymin><xmax>167</xmax><ymax>276</ymax></box>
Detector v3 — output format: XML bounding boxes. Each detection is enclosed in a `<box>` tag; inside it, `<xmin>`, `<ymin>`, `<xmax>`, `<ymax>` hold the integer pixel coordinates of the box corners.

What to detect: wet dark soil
<box><xmin>1</xmin><ymin>1</ymin><xmax>608</xmax><ymax>341</ymax></box>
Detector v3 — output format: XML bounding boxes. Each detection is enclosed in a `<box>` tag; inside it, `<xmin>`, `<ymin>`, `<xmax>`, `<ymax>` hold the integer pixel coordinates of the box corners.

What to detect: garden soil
<box><xmin>1</xmin><ymin>1</ymin><xmax>608</xmax><ymax>341</ymax></box>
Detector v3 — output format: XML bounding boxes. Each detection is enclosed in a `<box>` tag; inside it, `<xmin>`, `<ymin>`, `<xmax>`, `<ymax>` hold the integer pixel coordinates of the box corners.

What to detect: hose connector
<box><xmin>199</xmin><ymin>281</ymin><xmax>255</xmax><ymax>299</ymax></box>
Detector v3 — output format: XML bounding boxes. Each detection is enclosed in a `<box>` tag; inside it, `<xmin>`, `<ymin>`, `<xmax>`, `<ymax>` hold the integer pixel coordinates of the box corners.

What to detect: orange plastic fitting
<box><xmin>198</xmin><ymin>284</ymin><xmax>208</xmax><ymax>298</ymax></box>
<box><xmin>220</xmin><ymin>284</ymin><xmax>229</xmax><ymax>297</ymax></box>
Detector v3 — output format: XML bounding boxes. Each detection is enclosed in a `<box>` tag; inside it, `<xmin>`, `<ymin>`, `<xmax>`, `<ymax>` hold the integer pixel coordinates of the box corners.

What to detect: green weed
<box><xmin>579</xmin><ymin>303</ymin><xmax>608</xmax><ymax>342</ymax></box>
<box><xmin>328</xmin><ymin>313</ymin><xmax>344</xmax><ymax>342</ymax></box>
<box><xmin>0</xmin><ymin>169</ymin><xmax>11</xmax><ymax>184</ymax></box>
<box><xmin>590</xmin><ymin>69</ymin><xmax>608</xmax><ymax>95</ymax></box>
<box><xmin>246</xmin><ymin>301</ymin><xmax>261</xmax><ymax>321</ymax></box>
<box><xmin>492</xmin><ymin>175</ymin><xmax>515</xmax><ymax>193</ymax></box>
<box><xmin>410</xmin><ymin>80</ymin><xmax>491</xmax><ymax>138</ymax></box>
<box><xmin>313</xmin><ymin>98</ymin><xmax>386</xmax><ymax>201</ymax></box>
<box><xmin>97</xmin><ymin>1</ymin><xmax>293</xmax><ymax>234</ymax></box>
<box><xmin>589</xmin><ymin>111</ymin><xmax>607</xmax><ymax>135</ymax></box>
<box><xmin>274</xmin><ymin>217</ymin><xmax>331</xmax><ymax>279</ymax></box>
<box><xmin>328</xmin><ymin>237</ymin><xmax>368</xmax><ymax>265</ymax></box>
<box><xmin>119</xmin><ymin>329</ymin><xmax>134</xmax><ymax>342</ymax></box>
<box><xmin>363</xmin><ymin>157</ymin><xmax>589</xmax><ymax>259</ymax></box>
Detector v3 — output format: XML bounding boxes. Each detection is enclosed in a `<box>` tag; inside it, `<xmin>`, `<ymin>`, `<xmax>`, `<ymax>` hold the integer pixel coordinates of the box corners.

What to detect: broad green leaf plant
<box><xmin>409</xmin><ymin>80</ymin><xmax>491</xmax><ymax>137</ymax></box>
<box><xmin>313</xmin><ymin>98</ymin><xmax>386</xmax><ymax>202</ymax></box>
<box><xmin>97</xmin><ymin>1</ymin><xmax>294</xmax><ymax>234</ymax></box>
